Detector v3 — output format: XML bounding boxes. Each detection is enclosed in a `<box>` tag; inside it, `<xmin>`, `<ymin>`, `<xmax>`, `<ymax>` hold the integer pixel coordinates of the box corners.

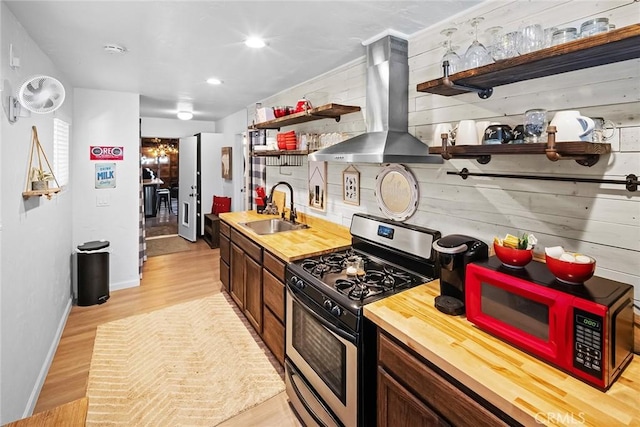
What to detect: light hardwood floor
<box><xmin>34</xmin><ymin>239</ymin><xmax>301</xmax><ymax>426</ymax></box>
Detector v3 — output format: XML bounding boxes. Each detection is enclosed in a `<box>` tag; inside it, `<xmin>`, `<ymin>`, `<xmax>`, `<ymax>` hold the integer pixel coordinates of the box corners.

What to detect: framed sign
<box><xmin>308</xmin><ymin>161</ymin><xmax>327</xmax><ymax>211</ymax></box>
<box><xmin>342</xmin><ymin>165</ymin><xmax>360</xmax><ymax>205</ymax></box>
<box><xmin>90</xmin><ymin>146</ymin><xmax>124</xmax><ymax>161</ymax></box>
<box><xmin>95</xmin><ymin>163</ymin><xmax>116</xmax><ymax>189</ymax></box>
<box><xmin>221</xmin><ymin>147</ymin><xmax>232</xmax><ymax>180</ymax></box>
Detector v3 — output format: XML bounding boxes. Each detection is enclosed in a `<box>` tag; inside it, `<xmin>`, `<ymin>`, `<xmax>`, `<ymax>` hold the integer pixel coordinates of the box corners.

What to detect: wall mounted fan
<box><xmin>7</xmin><ymin>75</ymin><xmax>66</xmax><ymax>123</ymax></box>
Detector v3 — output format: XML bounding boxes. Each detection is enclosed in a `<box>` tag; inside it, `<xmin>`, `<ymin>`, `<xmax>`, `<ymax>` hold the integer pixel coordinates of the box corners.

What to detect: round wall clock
<box><xmin>374</xmin><ymin>164</ymin><xmax>419</xmax><ymax>221</ymax></box>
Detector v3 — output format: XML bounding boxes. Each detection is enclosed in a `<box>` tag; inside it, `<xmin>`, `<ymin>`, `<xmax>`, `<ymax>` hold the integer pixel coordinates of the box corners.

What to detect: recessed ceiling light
<box><xmin>245</xmin><ymin>37</ymin><xmax>266</xmax><ymax>49</ymax></box>
<box><xmin>103</xmin><ymin>44</ymin><xmax>127</xmax><ymax>54</ymax></box>
<box><xmin>207</xmin><ymin>77</ymin><xmax>222</xmax><ymax>85</ymax></box>
<box><xmin>177</xmin><ymin>111</ymin><xmax>193</xmax><ymax>120</ymax></box>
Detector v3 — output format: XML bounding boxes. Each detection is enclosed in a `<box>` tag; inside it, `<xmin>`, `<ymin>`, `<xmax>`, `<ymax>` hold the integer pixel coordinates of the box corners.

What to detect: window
<box><xmin>53</xmin><ymin>118</ymin><xmax>69</xmax><ymax>186</ymax></box>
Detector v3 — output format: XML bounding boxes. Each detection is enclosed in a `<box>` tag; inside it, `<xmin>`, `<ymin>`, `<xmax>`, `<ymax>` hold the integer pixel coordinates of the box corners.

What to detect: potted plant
<box><xmin>30</xmin><ymin>167</ymin><xmax>54</xmax><ymax>191</ymax></box>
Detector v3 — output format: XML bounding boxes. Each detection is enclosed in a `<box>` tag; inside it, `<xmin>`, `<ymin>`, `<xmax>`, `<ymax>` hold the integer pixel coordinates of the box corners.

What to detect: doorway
<box><xmin>141</xmin><ymin>137</ymin><xmax>179</xmax><ymax>238</ymax></box>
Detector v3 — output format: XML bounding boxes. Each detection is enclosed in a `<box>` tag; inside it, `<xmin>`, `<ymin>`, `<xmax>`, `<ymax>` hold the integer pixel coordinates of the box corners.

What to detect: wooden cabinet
<box><xmin>377</xmin><ymin>331</ymin><xmax>509</xmax><ymax>427</ymax></box>
<box><xmin>378</xmin><ymin>367</ymin><xmax>449</xmax><ymax>427</ymax></box>
<box><xmin>230</xmin><ymin>243</ymin><xmax>245</xmax><ymax>309</ymax></box>
<box><xmin>219</xmin><ymin>221</ymin><xmax>230</xmax><ymax>293</ymax></box>
<box><xmin>203</xmin><ymin>214</ymin><xmax>220</xmax><ymax>249</ymax></box>
<box><xmin>224</xmin><ymin>225</ymin><xmax>288</xmax><ymax>366</ymax></box>
<box><xmin>262</xmin><ymin>251</ymin><xmax>286</xmax><ymax>365</ymax></box>
<box><xmin>229</xmin><ymin>228</ymin><xmax>263</xmax><ymax>334</ymax></box>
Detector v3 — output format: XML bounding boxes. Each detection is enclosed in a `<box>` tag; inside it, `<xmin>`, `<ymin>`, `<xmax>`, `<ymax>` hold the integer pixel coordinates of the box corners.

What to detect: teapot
<box><xmin>550</xmin><ymin>111</ymin><xmax>595</xmax><ymax>142</ymax></box>
<box><xmin>295</xmin><ymin>97</ymin><xmax>313</xmax><ymax>113</ymax></box>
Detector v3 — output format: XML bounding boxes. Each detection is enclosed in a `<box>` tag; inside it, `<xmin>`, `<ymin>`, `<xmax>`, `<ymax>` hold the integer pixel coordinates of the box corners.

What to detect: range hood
<box><xmin>308</xmin><ymin>35</ymin><xmax>442</xmax><ymax>164</ymax></box>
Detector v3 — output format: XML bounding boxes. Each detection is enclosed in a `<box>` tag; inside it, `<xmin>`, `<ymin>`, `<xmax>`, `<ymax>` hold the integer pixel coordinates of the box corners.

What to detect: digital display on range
<box><xmin>377</xmin><ymin>225</ymin><xmax>394</xmax><ymax>240</ymax></box>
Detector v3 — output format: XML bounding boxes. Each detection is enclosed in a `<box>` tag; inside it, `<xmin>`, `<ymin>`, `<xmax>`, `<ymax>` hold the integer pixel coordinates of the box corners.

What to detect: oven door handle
<box><xmin>286</xmin><ymin>283</ymin><xmax>357</xmax><ymax>344</ymax></box>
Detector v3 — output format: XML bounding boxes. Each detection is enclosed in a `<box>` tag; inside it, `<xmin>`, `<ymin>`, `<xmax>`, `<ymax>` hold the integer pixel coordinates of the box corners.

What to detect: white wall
<box><xmin>0</xmin><ymin>3</ymin><xmax>74</xmax><ymax>423</ymax></box>
<box><xmin>140</xmin><ymin>117</ymin><xmax>215</xmax><ymax>138</ymax></box>
<box><xmin>259</xmin><ymin>0</ymin><xmax>640</xmax><ymax>304</ymax></box>
<box><xmin>214</xmin><ymin>109</ymin><xmax>250</xmax><ymax>212</ymax></box>
<box><xmin>72</xmin><ymin>88</ymin><xmax>140</xmax><ymax>291</ymax></box>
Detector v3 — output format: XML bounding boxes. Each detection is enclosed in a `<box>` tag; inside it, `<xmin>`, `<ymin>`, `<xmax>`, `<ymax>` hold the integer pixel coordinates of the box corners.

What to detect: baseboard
<box><xmin>110</xmin><ymin>278</ymin><xmax>140</xmax><ymax>292</ymax></box>
<box><xmin>23</xmin><ymin>297</ymin><xmax>73</xmax><ymax>418</ymax></box>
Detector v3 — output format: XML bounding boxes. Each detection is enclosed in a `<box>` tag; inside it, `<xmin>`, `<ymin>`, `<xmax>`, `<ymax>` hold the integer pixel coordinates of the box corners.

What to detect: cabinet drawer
<box><xmin>220</xmin><ymin>220</ymin><xmax>231</xmax><ymax>238</ymax></box>
<box><xmin>263</xmin><ymin>269</ymin><xmax>285</xmax><ymax>322</ymax></box>
<box><xmin>220</xmin><ymin>259</ymin><xmax>229</xmax><ymax>292</ymax></box>
<box><xmin>231</xmin><ymin>228</ymin><xmax>262</xmax><ymax>263</ymax></box>
<box><xmin>378</xmin><ymin>332</ymin><xmax>507</xmax><ymax>427</ymax></box>
<box><xmin>263</xmin><ymin>307</ymin><xmax>285</xmax><ymax>366</ymax></box>
<box><xmin>263</xmin><ymin>251</ymin><xmax>286</xmax><ymax>282</ymax></box>
<box><xmin>220</xmin><ymin>235</ymin><xmax>230</xmax><ymax>264</ymax></box>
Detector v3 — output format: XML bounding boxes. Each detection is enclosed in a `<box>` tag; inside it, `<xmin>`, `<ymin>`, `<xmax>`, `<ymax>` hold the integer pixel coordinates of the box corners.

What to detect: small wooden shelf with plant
<box><xmin>23</xmin><ymin>126</ymin><xmax>61</xmax><ymax>199</ymax></box>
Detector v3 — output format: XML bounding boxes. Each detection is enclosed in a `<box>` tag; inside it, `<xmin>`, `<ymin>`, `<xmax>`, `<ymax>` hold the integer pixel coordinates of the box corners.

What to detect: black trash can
<box><xmin>76</xmin><ymin>240</ymin><xmax>110</xmax><ymax>306</ymax></box>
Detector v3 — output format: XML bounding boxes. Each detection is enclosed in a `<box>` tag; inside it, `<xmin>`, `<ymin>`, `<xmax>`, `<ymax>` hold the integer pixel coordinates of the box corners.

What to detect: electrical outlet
<box><xmin>96</xmin><ymin>194</ymin><xmax>110</xmax><ymax>207</ymax></box>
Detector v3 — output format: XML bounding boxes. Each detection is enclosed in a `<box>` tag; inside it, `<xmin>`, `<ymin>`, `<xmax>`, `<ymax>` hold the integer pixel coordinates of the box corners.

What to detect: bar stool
<box><xmin>156</xmin><ymin>188</ymin><xmax>171</xmax><ymax>213</ymax></box>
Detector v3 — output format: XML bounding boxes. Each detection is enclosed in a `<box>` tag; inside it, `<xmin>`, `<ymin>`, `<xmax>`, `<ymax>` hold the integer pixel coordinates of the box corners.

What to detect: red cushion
<box><xmin>212</xmin><ymin>196</ymin><xmax>231</xmax><ymax>215</ymax></box>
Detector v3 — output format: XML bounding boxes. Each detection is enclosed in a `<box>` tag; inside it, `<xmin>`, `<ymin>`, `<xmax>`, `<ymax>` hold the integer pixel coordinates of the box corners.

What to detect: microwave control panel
<box><xmin>573</xmin><ymin>308</ymin><xmax>604</xmax><ymax>379</ymax></box>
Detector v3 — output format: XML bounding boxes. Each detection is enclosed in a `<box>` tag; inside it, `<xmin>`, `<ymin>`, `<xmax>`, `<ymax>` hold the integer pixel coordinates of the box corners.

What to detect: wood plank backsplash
<box><xmin>254</xmin><ymin>0</ymin><xmax>640</xmax><ymax>309</ymax></box>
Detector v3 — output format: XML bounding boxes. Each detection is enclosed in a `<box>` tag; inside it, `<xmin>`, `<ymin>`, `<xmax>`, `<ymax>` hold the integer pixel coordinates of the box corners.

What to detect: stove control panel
<box><xmin>323</xmin><ymin>298</ymin><xmax>343</xmax><ymax>316</ymax></box>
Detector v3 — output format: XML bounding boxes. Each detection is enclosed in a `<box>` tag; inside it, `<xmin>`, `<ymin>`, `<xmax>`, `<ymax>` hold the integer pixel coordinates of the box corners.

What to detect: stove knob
<box><xmin>323</xmin><ymin>299</ymin><xmax>334</xmax><ymax>310</ymax></box>
<box><xmin>290</xmin><ymin>276</ymin><xmax>305</xmax><ymax>290</ymax></box>
<box><xmin>331</xmin><ymin>305</ymin><xmax>343</xmax><ymax>316</ymax></box>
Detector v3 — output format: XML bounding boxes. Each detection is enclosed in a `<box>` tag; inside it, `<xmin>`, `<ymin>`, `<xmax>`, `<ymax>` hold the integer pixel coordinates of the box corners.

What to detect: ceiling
<box><xmin>5</xmin><ymin>1</ymin><xmax>480</xmax><ymax>122</ymax></box>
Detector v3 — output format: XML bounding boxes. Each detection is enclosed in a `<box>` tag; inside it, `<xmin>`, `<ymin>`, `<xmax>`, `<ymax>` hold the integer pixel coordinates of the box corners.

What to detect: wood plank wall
<box><xmin>255</xmin><ymin>0</ymin><xmax>640</xmax><ymax>308</ymax></box>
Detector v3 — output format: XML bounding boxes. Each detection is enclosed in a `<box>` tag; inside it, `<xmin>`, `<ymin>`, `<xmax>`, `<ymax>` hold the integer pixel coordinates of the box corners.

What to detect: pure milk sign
<box><xmin>95</xmin><ymin>163</ymin><xmax>116</xmax><ymax>189</ymax></box>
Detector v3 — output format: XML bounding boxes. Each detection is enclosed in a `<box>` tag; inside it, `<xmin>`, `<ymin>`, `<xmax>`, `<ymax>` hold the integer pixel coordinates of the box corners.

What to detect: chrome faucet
<box><xmin>269</xmin><ymin>181</ymin><xmax>297</xmax><ymax>223</ymax></box>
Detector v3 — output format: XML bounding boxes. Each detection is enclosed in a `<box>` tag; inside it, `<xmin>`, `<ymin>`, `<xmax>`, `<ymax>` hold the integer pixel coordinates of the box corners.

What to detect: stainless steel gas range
<box><xmin>284</xmin><ymin>213</ymin><xmax>441</xmax><ymax>427</ymax></box>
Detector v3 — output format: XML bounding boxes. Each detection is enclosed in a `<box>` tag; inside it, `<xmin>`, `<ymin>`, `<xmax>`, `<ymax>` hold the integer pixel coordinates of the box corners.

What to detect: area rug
<box><xmin>86</xmin><ymin>294</ymin><xmax>285</xmax><ymax>426</ymax></box>
<box><xmin>145</xmin><ymin>235</ymin><xmax>193</xmax><ymax>257</ymax></box>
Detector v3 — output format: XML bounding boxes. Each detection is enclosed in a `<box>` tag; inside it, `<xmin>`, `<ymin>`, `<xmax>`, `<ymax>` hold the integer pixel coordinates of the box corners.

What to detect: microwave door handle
<box><xmin>286</xmin><ymin>283</ymin><xmax>357</xmax><ymax>344</ymax></box>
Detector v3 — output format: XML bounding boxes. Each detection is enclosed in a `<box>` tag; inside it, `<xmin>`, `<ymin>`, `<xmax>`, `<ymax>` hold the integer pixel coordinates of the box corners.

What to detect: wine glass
<box><xmin>486</xmin><ymin>26</ymin><xmax>507</xmax><ymax>61</ymax></box>
<box><xmin>440</xmin><ymin>28</ymin><xmax>461</xmax><ymax>75</ymax></box>
<box><xmin>524</xmin><ymin>109</ymin><xmax>547</xmax><ymax>143</ymax></box>
<box><xmin>463</xmin><ymin>17</ymin><xmax>494</xmax><ymax>70</ymax></box>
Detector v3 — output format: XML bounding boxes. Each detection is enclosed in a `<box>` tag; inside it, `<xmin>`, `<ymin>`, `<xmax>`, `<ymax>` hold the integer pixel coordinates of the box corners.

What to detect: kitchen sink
<box><xmin>239</xmin><ymin>218</ymin><xmax>309</xmax><ymax>235</ymax></box>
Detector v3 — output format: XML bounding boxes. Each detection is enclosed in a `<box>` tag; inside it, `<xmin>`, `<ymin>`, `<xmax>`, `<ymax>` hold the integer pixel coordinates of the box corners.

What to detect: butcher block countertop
<box><xmin>364</xmin><ymin>281</ymin><xmax>640</xmax><ymax>427</ymax></box>
<box><xmin>218</xmin><ymin>210</ymin><xmax>352</xmax><ymax>262</ymax></box>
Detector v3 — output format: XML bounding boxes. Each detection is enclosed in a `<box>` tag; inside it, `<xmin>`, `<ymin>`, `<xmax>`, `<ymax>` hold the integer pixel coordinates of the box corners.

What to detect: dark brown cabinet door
<box><xmin>219</xmin><ymin>259</ymin><xmax>229</xmax><ymax>293</ymax></box>
<box><xmin>378</xmin><ymin>367</ymin><xmax>449</xmax><ymax>427</ymax></box>
<box><xmin>244</xmin><ymin>255</ymin><xmax>263</xmax><ymax>333</ymax></box>
<box><xmin>230</xmin><ymin>243</ymin><xmax>245</xmax><ymax>309</ymax></box>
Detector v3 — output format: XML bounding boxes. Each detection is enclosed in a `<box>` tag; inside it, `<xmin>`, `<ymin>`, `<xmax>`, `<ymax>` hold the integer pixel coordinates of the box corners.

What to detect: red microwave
<box><xmin>465</xmin><ymin>257</ymin><xmax>634</xmax><ymax>390</ymax></box>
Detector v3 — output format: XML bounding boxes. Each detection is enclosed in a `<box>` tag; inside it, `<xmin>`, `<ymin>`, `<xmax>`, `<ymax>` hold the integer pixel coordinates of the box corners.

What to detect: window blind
<box><xmin>53</xmin><ymin>118</ymin><xmax>70</xmax><ymax>186</ymax></box>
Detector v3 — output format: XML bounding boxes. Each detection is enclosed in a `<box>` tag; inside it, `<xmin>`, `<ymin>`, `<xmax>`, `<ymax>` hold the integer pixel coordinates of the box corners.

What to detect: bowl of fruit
<box><xmin>493</xmin><ymin>233</ymin><xmax>536</xmax><ymax>269</ymax></box>
<box><xmin>544</xmin><ymin>246</ymin><xmax>596</xmax><ymax>284</ymax></box>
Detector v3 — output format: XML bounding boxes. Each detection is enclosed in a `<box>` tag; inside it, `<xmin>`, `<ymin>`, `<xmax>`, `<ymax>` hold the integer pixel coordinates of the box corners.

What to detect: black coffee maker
<box><xmin>432</xmin><ymin>235</ymin><xmax>488</xmax><ymax>315</ymax></box>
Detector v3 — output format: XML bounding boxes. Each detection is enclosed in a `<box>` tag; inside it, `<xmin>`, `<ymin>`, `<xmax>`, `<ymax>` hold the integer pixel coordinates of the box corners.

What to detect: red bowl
<box><xmin>546</xmin><ymin>254</ymin><xmax>595</xmax><ymax>284</ymax></box>
<box><xmin>277</xmin><ymin>140</ymin><xmax>287</xmax><ymax>150</ymax></box>
<box><xmin>493</xmin><ymin>242</ymin><xmax>533</xmax><ymax>268</ymax></box>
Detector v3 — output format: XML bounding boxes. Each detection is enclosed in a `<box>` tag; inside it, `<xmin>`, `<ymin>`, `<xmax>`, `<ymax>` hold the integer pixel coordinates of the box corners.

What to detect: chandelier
<box><xmin>150</xmin><ymin>138</ymin><xmax>178</xmax><ymax>157</ymax></box>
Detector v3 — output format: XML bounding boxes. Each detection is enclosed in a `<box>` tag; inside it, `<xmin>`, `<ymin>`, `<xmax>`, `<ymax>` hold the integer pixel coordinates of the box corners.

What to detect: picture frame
<box><xmin>221</xmin><ymin>147</ymin><xmax>232</xmax><ymax>180</ymax></box>
<box><xmin>342</xmin><ymin>165</ymin><xmax>360</xmax><ymax>205</ymax></box>
<box><xmin>308</xmin><ymin>161</ymin><xmax>327</xmax><ymax>211</ymax></box>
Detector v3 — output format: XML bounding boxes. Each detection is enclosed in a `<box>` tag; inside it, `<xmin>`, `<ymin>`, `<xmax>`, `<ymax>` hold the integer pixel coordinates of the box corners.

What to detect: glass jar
<box><xmin>580</xmin><ymin>18</ymin><xmax>610</xmax><ymax>37</ymax></box>
<box><xmin>551</xmin><ymin>28</ymin><xmax>578</xmax><ymax>46</ymax></box>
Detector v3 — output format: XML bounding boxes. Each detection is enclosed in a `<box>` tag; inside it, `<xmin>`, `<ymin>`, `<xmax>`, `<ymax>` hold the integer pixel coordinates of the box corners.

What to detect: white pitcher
<box><xmin>550</xmin><ymin>111</ymin><xmax>595</xmax><ymax>142</ymax></box>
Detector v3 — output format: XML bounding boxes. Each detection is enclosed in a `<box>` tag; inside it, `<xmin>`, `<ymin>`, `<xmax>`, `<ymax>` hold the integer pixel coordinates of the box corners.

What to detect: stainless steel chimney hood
<box><xmin>308</xmin><ymin>34</ymin><xmax>442</xmax><ymax>164</ymax></box>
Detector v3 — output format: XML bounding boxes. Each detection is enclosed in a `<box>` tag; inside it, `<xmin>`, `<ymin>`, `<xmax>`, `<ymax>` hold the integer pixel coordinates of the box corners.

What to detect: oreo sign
<box><xmin>90</xmin><ymin>146</ymin><xmax>124</xmax><ymax>160</ymax></box>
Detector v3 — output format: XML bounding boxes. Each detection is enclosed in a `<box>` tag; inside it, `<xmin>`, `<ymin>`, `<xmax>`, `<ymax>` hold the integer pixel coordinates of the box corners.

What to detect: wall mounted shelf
<box><xmin>249</xmin><ymin>103</ymin><xmax>361</xmax><ymax>130</ymax></box>
<box><xmin>430</xmin><ymin>127</ymin><xmax>611</xmax><ymax>167</ymax></box>
<box><xmin>417</xmin><ymin>24</ymin><xmax>640</xmax><ymax>98</ymax></box>
<box><xmin>22</xmin><ymin>188</ymin><xmax>62</xmax><ymax>199</ymax></box>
